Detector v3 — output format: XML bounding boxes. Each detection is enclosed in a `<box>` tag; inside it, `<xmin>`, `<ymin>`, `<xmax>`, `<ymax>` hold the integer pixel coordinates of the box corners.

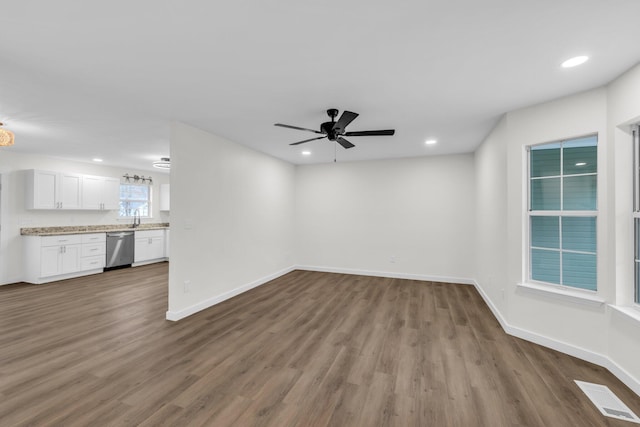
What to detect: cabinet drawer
<box><xmin>81</xmin><ymin>243</ymin><xmax>105</xmax><ymax>257</ymax></box>
<box><xmin>81</xmin><ymin>256</ymin><xmax>105</xmax><ymax>271</ymax></box>
<box><xmin>81</xmin><ymin>233</ymin><xmax>106</xmax><ymax>244</ymax></box>
<box><xmin>134</xmin><ymin>229</ymin><xmax>165</xmax><ymax>239</ymax></box>
<box><xmin>41</xmin><ymin>234</ymin><xmax>81</xmax><ymax>247</ymax></box>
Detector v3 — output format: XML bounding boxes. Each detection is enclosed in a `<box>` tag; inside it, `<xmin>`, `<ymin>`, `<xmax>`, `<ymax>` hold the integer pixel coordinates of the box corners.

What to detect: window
<box><xmin>633</xmin><ymin>125</ymin><xmax>640</xmax><ymax>304</ymax></box>
<box><xmin>528</xmin><ymin>135</ymin><xmax>597</xmax><ymax>291</ymax></box>
<box><xmin>119</xmin><ymin>184</ymin><xmax>151</xmax><ymax>218</ymax></box>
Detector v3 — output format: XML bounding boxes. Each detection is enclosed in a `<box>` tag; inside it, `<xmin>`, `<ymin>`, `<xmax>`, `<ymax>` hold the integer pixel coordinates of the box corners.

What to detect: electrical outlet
<box><xmin>390</xmin><ymin>256</ymin><xmax>396</xmax><ymax>264</ymax></box>
<box><xmin>184</xmin><ymin>280</ymin><xmax>191</xmax><ymax>293</ymax></box>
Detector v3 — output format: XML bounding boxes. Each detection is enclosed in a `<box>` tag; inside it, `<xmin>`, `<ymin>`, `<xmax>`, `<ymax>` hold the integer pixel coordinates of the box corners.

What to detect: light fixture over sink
<box><xmin>153</xmin><ymin>157</ymin><xmax>170</xmax><ymax>169</ymax></box>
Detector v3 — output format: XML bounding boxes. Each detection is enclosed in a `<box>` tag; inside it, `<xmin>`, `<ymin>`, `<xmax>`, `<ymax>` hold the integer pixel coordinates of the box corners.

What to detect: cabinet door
<box><xmin>149</xmin><ymin>237</ymin><xmax>165</xmax><ymax>260</ymax></box>
<box><xmin>81</xmin><ymin>175</ymin><xmax>103</xmax><ymax>210</ymax></box>
<box><xmin>61</xmin><ymin>245</ymin><xmax>81</xmax><ymax>274</ymax></box>
<box><xmin>41</xmin><ymin>246</ymin><xmax>61</xmax><ymax>277</ymax></box>
<box><xmin>134</xmin><ymin>238</ymin><xmax>150</xmax><ymax>263</ymax></box>
<box><xmin>101</xmin><ymin>177</ymin><xmax>120</xmax><ymax>210</ymax></box>
<box><xmin>32</xmin><ymin>170</ymin><xmax>58</xmax><ymax>209</ymax></box>
<box><xmin>160</xmin><ymin>184</ymin><xmax>170</xmax><ymax>211</ymax></box>
<box><xmin>60</xmin><ymin>173</ymin><xmax>82</xmax><ymax>209</ymax></box>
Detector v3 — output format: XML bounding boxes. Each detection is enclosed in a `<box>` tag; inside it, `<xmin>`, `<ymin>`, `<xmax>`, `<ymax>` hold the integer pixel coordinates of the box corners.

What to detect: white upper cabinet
<box><xmin>160</xmin><ymin>184</ymin><xmax>170</xmax><ymax>211</ymax></box>
<box><xmin>26</xmin><ymin>169</ymin><xmax>119</xmax><ymax>211</ymax></box>
<box><xmin>59</xmin><ymin>173</ymin><xmax>83</xmax><ymax>209</ymax></box>
<box><xmin>26</xmin><ymin>170</ymin><xmax>82</xmax><ymax>210</ymax></box>
<box><xmin>81</xmin><ymin>175</ymin><xmax>120</xmax><ymax>210</ymax></box>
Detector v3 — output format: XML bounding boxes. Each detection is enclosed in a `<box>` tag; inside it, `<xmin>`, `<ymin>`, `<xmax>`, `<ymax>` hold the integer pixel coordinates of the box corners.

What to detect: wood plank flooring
<box><xmin>1</xmin><ymin>263</ymin><xmax>639</xmax><ymax>426</ymax></box>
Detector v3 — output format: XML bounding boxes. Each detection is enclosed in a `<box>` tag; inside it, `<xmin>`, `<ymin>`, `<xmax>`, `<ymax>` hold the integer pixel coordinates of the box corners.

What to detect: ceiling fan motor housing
<box><xmin>321</xmin><ymin>121</ymin><xmax>339</xmax><ymax>140</ymax></box>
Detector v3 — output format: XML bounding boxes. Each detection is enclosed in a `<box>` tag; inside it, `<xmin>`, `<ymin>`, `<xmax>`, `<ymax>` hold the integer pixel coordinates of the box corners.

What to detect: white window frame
<box><xmin>633</xmin><ymin>125</ymin><xmax>640</xmax><ymax>307</ymax></box>
<box><xmin>526</xmin><ymin>135</ymin><xmax>598</xmax><ymax>292</ymax></box>
<box><xmin>119</xmin><ymin>183</ymin><xmax>152</xmax><ymax>219</ymax></box>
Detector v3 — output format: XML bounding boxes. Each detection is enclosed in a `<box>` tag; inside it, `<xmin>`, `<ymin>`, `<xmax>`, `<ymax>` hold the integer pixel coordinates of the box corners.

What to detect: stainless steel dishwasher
<box><xmin>106</xmin><ymin>231</ymin><xmax>134</xmax><ymax>269</ymax></box>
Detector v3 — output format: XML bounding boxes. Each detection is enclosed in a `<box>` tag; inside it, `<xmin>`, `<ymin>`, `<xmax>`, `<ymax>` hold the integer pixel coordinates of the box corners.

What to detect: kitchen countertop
<box><xmin>20</xmin><ymin>223</ymin><xmax>170</xmax><ymax>236</ymax></box>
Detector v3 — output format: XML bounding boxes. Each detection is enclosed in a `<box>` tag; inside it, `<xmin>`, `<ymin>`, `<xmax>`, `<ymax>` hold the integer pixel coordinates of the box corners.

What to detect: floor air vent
<box><xmin>575</xmin><ymin>380</ymin><xmax>640</xmax><ymax>424</ymax></box>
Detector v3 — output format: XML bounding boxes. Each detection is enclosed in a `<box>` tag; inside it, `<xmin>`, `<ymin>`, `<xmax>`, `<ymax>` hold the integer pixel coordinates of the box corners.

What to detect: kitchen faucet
<box><xmin>132</xmin><ymin>208</ymin><xmax>141</xmax><ymax>228</ymax></box>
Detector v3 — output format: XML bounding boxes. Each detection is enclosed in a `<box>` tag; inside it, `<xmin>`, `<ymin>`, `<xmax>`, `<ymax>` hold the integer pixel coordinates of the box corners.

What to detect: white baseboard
<box><xmin>471</xmin><ymin>279</ymin><xmax>640</xmax><ymax>398</ymax></box>
<box><xmin>165</xmin><ymin>265</ymin><xmax>296</xmax><ymax>321</ymax></box>
<box><xmin>295</xmin><ymin>264</ymin><xmax>476</xmax><ymax>286</ymax></box>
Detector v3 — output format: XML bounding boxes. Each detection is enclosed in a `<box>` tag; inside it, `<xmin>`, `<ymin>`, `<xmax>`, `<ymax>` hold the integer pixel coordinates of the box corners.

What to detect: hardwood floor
<box><xmin>1</xmin><ymin>263</ymin><xmax>639</xmax><ymax>426</ymax></box>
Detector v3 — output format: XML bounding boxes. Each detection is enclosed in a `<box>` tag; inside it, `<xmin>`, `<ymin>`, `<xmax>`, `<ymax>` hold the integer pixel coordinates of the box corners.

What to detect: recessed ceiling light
<box><xmin>575</xmin><ymin>162</ymin><xmax>587</xmax><ymax>166</ymax></box>
<box><xmin>562</xmin><ymin>56</ymin><xmax>589</xmax><ymax>68</ymax></box>
<box><xmin>425</xmin><ymin>139</ymin><xmax>437</xmax><ymax>145</ymax></box>
<box><xmin>302</xmin><ymin>151</ymin><xmax>311</xmax><ymax>156</ymax></box>
<box><xmin>92</xmin><ymin>158</ymin><xmax>103</xmax><ymax>162</ymax></box>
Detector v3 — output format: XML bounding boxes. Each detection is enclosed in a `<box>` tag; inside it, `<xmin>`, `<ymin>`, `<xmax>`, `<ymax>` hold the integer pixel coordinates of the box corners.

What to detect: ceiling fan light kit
<box><xmin>275</xmin><ymin>108</ymin><xmax>395</xmax><ymax>150</ymax></box>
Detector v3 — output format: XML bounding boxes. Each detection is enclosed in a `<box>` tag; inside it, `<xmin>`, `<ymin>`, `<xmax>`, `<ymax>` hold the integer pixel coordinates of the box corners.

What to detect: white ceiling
<box><xmin>1</xmin><ymin>0</ymin><xmax>640</xmax><ymax>170</ymax></box>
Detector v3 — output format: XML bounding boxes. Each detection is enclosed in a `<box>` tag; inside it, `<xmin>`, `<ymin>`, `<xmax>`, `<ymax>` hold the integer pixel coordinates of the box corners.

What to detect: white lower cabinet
<box><xmin>24</xmin><ymin>233</ymin><xmax>106</xmax><ymax>284</ymax></box>
<box><xmin>40</xmin><ymin>243</ymin><xmax>81</xmax><ymax>277</ymax></box>
<box><xmin>23</xmin><ymin>229</ymin><xmax>168</xmax><ymax>284</ymax></box>
<box><xmin>134</xmin><ymin>229</ymin><xmax>166</xmax><ymax>264</ymax></box>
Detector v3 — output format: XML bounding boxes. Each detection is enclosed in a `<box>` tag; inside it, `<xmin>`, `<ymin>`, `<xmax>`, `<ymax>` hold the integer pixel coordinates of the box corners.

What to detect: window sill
<box><xmin>609</xmin><ymin>305</ymin><xmax>640</xmax><ymax>326</ymax></box>
<box><xmin>516</xmin><ymin>282</ymin><xmax>605</xmax><ymax>307</ymax></box>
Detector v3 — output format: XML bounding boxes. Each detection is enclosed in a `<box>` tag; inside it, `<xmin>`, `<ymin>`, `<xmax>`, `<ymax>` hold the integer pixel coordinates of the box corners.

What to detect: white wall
<box><xmin>506</xmin><ymin>88</ymin><xmax>609</xmax><ymax>353</ymax></box>
<box><xmin>475</xmin><ymin>65</ymin><xmax>640</xmax><ymax>396</ymax></box>
<box><xmin>295</xmin><ymin>154</ymin><xmax>476</xmax><ymax>282</ymax></box>
<box><xmin>606</xmin><ymin>63</ymin><xmax>640</xmax><ymax>390</ymax></box>
<box><xmin>167</xmin><ymin>122</ymin><xmax>296</xmax><ymax>320</ymax></box>
<box><xmin>474</xmin><ymin>116</ymin><xmax>508</xmax><ymax>317</ymax></box>
<box><xmin>0</xmin><ymin>151</ymin><xmax>169</xmax><ymax>284</ymax></box>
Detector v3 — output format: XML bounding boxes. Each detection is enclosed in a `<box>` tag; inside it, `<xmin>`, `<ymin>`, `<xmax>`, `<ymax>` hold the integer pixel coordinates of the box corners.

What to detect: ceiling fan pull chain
<box><xmin>334</xmin><ymin>141</ymin><xmax>337</xmax><ymax>162</ymax></box>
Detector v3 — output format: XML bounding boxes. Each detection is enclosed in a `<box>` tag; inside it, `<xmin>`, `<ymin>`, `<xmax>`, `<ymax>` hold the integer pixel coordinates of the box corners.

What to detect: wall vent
<box><xmin>575</xmin><ymin>380</ymin><xmax>640</xmax><ymax>424</ymax></box>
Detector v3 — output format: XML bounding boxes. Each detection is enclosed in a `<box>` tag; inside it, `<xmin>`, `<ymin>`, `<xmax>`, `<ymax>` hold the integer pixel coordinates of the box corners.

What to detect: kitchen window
<box><xmin>528</xmin><ymin>135</ymin><xmax>598</xmax><ymax>291</ymax></box>
<box><xmin>119</xmin><ymin>184</ymin><xmax>151</xmax><ymax>218</ymax></box>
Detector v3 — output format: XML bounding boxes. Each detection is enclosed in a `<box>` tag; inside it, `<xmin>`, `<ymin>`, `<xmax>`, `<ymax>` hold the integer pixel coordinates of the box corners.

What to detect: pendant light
<box><xmin>0</xmin><ymin>122</ymin><xmax>14</xmax><ymax>146</ymax></box>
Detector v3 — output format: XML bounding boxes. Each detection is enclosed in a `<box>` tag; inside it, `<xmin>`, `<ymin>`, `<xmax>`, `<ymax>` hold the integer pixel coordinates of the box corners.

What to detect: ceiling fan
<box><xmin>274</xmin><ymin>108</ymin><xmax>395</xmax><ymax>149</ymax></box>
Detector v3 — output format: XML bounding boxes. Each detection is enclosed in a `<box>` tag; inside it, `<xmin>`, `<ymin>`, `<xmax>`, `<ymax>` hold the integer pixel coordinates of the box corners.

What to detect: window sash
<box><xmin>119</xmin><ymin>184</ymin><xmax>151</xmax><ymax>218</ymax></box>
<box><xmin>527</xmin><ymin>135</ymin><xmax>597</xmax><ymax>291</ymax></box>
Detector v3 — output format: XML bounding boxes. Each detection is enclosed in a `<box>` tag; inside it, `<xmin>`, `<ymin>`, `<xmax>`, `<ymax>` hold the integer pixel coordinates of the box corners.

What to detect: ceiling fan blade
<box><xmin>289</xmin><ymin>136</ymin><xmax>327</xmax><ymax>146</ymax></box>
<box><xmin>344</xmin><ymin>129</ymin><xmax>395</xmax><ymax>137</ymax></box>
<box><xmin>275</xmin><ymin>123</ymin><xmax>323</xmax><ymax>134</ymax></box>
<box><xmin>332</xmin><ymin>111</ymin><xmax>359</xmax><ymax>132</ymax></box>
<box><xmin>336</xmin><ymin>137</ymin><xmax>355</xmax><ymax>149</ymax></box>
